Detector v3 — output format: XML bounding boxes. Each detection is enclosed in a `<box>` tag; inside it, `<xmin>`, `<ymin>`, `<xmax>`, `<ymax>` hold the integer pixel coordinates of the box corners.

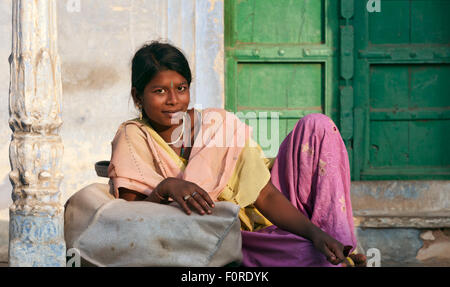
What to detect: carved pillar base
<box><xmin>9</xmin><ymin>214</ymin><xmax>65</xmax><ymax>267</ymax></box>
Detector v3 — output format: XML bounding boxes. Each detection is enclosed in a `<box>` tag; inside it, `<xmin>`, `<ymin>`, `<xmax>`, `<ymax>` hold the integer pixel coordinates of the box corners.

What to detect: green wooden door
<box><xmin>225</xmin><ymin>0</ymin><xmax>339</xmax><ymax>157</ymax></box>
<box><xmin>225</xmin><ymin>0</ymin><xmax>449</xmax><ymax>180</ymax></box>
<box><xmin>353</xmin><ymin>0</ymin><xmax>450</xmax><ymax>180</ymax></box>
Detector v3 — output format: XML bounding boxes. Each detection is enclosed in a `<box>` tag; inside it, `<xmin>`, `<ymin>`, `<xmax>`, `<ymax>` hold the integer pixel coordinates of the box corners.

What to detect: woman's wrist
<box><xmin>303</xmin><ymin>222</ymin><xmax>323</xmax><ymax>242</ymax></box>
<box><xmin>145</xmin><ymin>180</ymin><xmax>171</xmax><ymax>204</ymax></box>
<box><xmin>153</xmin><ymin>186</ymin><xmax>170</xmax><ymax>204</ymax></box>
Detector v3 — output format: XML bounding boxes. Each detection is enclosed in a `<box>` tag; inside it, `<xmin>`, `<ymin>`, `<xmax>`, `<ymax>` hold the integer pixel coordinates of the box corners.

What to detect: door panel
<box><xmin>369</xmin><ymin>120</ymin><xmax>450</xmax><ymax>167</ymax></box>
<box><xmin>236</xmin><ymin>63</ymin><xmax>323</xmax><ymax>109</ymax></box>
<box><xmin>370</xmin><ymin>65</ymin><xmax>450</xmax><ymax>112</ymax></box>
<box><xmin>368</xmin><ymin>1</ymin><xmax>410</xmax><ymax>44</ymax></box>
<box><xmin>235</xmin><ymin>0</ymin><xmax>323</xmax><ymax>44</ymax></box>
<box><xmin>368</xmin><ymin>0</ymin><xmax>450</xmax><ymax>44</ymax></box>
<box><xmin>226</xmin><ymin>0</ymin><xmax>338</xmax><ymax>158</ymax></box>
<box><xmin>354</xmin><ymin>0</ymin><xmax>450</xmax><ymax>180</ymax></box>
<box><xmin>411</xmin><ymin>0</ymin><xmax>450</xmax><ymax>44</ymax></box>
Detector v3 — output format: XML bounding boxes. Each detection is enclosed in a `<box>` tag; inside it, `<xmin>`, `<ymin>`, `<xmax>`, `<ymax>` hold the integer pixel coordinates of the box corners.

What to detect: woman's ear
<box><xmin>131</xmin><ymin>87</ymin><xmax>141</xmax><ymax>108</ymax></box>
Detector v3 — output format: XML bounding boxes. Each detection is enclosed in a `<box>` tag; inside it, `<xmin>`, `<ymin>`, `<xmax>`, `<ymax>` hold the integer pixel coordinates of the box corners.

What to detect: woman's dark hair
<box><xmin>131</xmin><ymin>41</ymin><xmax>192</xmax><ymax>99</ymax></box>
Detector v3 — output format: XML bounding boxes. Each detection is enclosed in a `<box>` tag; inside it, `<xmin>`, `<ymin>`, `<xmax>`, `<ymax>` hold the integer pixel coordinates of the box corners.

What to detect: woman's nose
<box><xmin>166</xmin><ymin>89</ymin><xmax>178</xmax><ymax>105</ymax></box>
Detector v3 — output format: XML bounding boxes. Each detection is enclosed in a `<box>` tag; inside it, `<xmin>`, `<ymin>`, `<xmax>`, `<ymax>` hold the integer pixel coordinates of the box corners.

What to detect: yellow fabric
<box><xmin>217</xmin><ymin>138</ymin><xmax>274</xmax><ymax>232</ymax></box>
<box><xmin>134</xmin><ymin>117</ymin><xmax>187</xmax><ymax>171</ymax></box>
<box><xmin>345</xmin><ymin>256</ymin><xmax>355</xmax><ymax>267</ymax></box>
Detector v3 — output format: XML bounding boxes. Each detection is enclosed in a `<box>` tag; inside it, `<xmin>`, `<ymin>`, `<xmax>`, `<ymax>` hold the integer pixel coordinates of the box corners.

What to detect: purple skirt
<box><xmin>241</xmin><ymin>114</ymin><xmax>357</xmax><ymax>267</ymax></box>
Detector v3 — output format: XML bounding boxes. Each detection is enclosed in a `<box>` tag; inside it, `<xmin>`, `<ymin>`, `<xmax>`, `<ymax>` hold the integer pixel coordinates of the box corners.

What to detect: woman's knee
<box><xmin>301</xmin><ymin>113</ymin><xmax>332</xmax><ymax>123</ymax></box>
<box><xmin>296</xmin><ymin>113</ymin><xmax>336</xmax><ymax>132</ymax></box>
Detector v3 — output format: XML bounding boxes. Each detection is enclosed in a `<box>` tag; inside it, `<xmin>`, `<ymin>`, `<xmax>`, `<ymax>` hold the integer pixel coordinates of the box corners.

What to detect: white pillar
<box><xmin>8</xmin><ymin>0</ymin><xmax>66</xmax><ymax>266</ymax></box>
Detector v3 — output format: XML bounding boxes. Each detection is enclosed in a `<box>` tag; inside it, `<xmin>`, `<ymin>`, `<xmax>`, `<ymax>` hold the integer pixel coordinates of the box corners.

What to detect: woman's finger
<box><xmin>192</xmin><ymin>192</ymin><xmax>212</xmax><ymax>214</ymax></box>
<box><xmin>175</xmin><ymin>194</ymin><xmax>192</xmax><ymax>215</ymax></box>
<box><xmin>186</xmin><ymin>196</ymin><xmax>207</xmax><ymax>215</ymax></box>
<box><xmin>320</xmin><ymin>244</ymin><xmax>337</xmax><ymax>264</ymax></box>
<box><xmin>195</xmin><ymin>186</ymin><xmax>215</xmax><ymax>208</ymax></box>
<box><xmin>190</xmin><ymin>183</ymin><xmax>213</xmax><ymax>206</ymax></box>
<box><xmin>328</xmin><ymin>242</ymin><xmax>345</xmax><ymax>264</ymax></box>
<box><xmin>334</xmin><ymin>243</ymin><xmax>346</xmax><ymax>262</ymax></box>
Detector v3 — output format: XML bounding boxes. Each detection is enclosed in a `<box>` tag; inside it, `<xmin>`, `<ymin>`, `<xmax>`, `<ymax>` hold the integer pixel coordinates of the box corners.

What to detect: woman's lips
<box><xmin>162</xmin><ymin>110</ymin><xmax>182</xmax><ymax>115</ymax></box>
<box><xmin>162</xmin><ymin>110</ymin><xmax>184</xmax><ymax>121</ymax></box>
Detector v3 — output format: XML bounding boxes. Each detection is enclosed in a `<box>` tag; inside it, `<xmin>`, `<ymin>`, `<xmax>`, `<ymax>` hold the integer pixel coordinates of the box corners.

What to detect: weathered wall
<box><xmin>352</xmin><ymin>181</ymin><xmax>450</xmax><ymax>266</ymax></box>
<box><xmin>0</xmin><ymin>0</ymin><xmax>224</xmax><ymax>226</ymax></box>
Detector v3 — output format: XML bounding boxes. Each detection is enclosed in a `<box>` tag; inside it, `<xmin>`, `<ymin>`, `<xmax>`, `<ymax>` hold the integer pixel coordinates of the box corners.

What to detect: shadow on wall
<box><xmin>61</xmin><ymin>62</ymin><xmax>120</xmax><ymax>94</ymax></box>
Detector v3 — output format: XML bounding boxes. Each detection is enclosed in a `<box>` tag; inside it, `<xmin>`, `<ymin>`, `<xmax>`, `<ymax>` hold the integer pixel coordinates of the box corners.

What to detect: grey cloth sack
<box><xmin>64</xmin><ymin>183</ymin><xmax>243</xmax><ymax>267</ymax></box>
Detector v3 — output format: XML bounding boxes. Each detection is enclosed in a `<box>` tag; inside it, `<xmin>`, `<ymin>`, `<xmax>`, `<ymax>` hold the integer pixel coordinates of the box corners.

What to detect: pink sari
<box><xmin>108</xmin><ymin>108</ymin><xmax>251</xmax><ymax>201</ymax></box>
<box><xmin>241</xmin><ymin>113</ymin><xmax>357</xmax><ymax>267</ymax></box>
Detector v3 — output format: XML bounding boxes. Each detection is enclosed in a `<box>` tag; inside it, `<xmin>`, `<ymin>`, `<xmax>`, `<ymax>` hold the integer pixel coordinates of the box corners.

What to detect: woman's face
<box><xmin>136</xmin><ymin>70</ymin><xmax>190</xmax><ymax>128</ymax></box>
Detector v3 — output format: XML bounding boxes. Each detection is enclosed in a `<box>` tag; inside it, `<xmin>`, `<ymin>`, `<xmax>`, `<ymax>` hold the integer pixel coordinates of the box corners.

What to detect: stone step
<box><xmin>351</xmin><ymin>180</ymin><xmax>450</xmax><ymax>267</ymax></box>
<box><xmin>351</xmin><ymin>180</ymin><xmax>450</xmax><ymax>228</ymax></box>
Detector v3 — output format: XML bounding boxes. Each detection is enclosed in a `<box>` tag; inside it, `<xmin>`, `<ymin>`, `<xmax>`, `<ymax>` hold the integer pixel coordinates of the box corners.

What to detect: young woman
<box><xmin>108</xmin><ymin>41</ymin><xmax>365</xmax><ymax>267</ymax></box>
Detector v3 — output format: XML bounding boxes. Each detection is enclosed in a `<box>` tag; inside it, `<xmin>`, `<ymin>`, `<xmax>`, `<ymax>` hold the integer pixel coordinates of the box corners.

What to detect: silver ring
<box><xmin>183</xmin><ymin>194</ymin><xmax>191</xmax><ymax>201</ymax></box>
<box><xmin>191</xmin><ymin>191</ymin><xmax>198</xmax><ymax>198</ymax></box>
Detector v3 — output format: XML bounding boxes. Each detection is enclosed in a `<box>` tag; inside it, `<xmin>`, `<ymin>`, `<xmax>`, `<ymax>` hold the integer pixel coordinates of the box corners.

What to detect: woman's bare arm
<box><xmin>254</xmin><ymin>180</ymin><xmax>346</xmax><ymax>265</ymax></box>
<box><xmin>118</xmin><ymin>188</ymin><xmax>146</xmax><ymax>201</ymax></box>
<box><xmin>118</xmin><ymin>187</ymin><xmax>168</xmax><ymax>203</ymax></box>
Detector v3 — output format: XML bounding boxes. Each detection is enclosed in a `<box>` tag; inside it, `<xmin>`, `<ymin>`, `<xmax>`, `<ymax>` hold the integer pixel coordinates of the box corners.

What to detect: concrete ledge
<box><xmin>355</xmin><ymin>227</ymin><xmax>450</xmax><ymax>267</ymax></box>
<box><xmin>354</xmin><ymin>216</ymin><xmax>450</xmax><ymax>228</ymax></box>
<box><xmin>351</xmin><ymin>180</ymin><xmax>450</xmax><ymax>228</ymax></box>
<box><xmin>351</xmin><ymin>180</ymin><xmax>450</xmax><ymax>266</ymax></box>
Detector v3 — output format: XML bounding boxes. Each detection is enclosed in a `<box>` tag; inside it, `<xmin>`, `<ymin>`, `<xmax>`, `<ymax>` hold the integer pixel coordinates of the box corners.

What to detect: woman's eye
<box><xmin>178</xmin><ymin>86</ymin><xmax>186</xmax><ymax>92</ymax></box>
<box><xmin>154</xmin><ymin>89</ymin><xmax>165</xmax><ymax>94</ymax></box>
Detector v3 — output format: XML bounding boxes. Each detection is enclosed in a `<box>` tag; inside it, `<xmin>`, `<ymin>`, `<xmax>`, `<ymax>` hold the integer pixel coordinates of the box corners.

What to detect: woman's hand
<box><xmin>155</xmin><ymin>177</ymin><xmax>215</xmax><ymax>215</ymax></box>
<box><xmin>310</xmin><ymin>228</ymin><xmax>347</xmax><ymax>265</ymax></box>
<box><xmin>254</xmin><ymin>181</ymin><xmax>350</xmax><ymax>265</ymax></box>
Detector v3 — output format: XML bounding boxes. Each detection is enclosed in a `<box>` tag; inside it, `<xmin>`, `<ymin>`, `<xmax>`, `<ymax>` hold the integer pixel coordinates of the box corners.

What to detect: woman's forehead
<box><xmin>148</xmin><ymin>70</ymin><xmax>188</xmax><ymax>86</ymax></box>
